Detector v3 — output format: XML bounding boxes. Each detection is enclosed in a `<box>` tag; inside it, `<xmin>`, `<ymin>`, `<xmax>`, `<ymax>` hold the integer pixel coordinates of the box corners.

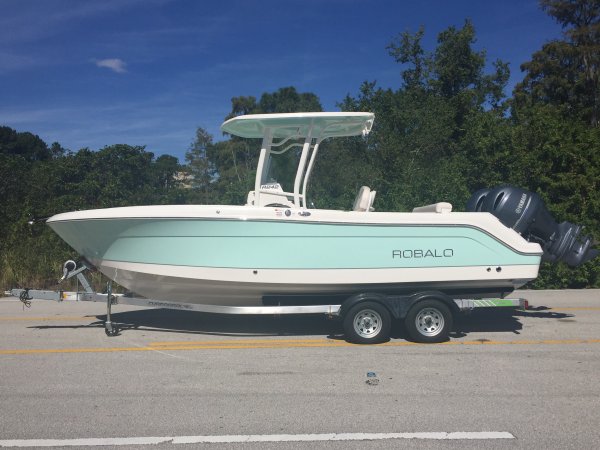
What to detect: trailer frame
<box><xmin>6</xmin><ymin>260</ymin><xmax>527</xmax><ymax>342</ymax></box>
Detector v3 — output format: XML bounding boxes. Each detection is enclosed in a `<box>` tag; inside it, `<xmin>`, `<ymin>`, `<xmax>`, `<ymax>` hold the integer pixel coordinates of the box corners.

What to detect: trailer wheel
<box><xmin>405</xmin><ymin>299</ymin><xmax>452</xmax><ymax>343</ymax></box>
<box><xmin>105</xmin><ymin>324</ymin><xmax>120</xmax><ymax>337</ymax></box>
<box><xmin>343</xmin><ymin>301</ymin><xmax>391</xmax><ymax>344</ymax></box>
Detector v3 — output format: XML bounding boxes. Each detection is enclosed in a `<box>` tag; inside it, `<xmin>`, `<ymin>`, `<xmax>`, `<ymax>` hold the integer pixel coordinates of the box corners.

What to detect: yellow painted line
<box><xmin>2</xmin><ymin>338</ymin><xmax>600</xmax><ymax>356</ymax></box>
<box><xmin>0</xmin><ymin>316</ymin><xmax>97</xmax><ymax>322</ymax></box>
<box><xmin>0</xmin><ymin>347</ymin><xmax>154</xmax><ymax>355</ymax></box>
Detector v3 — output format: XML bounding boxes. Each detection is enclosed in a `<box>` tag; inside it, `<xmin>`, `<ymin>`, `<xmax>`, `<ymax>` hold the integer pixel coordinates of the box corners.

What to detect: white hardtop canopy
<box><xmin>221</xmin><ymin>112</ymin><xmax>374</xmax><ymax>140</ymax></box>
<box><xmin>219</xmin><ymin>112</ymin><xmax>375</xmax><ymax>209</ymax></box>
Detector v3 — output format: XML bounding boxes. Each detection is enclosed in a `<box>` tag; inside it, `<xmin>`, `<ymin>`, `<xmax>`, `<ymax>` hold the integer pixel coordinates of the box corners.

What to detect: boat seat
<box><xmin>412</xmin><ymin>202</ymin><xmax>453</xmax><ymax>213</ymax></box>
<box><xmin>353</xmin><ymin>186</ymin><xmax>376</xmax><ymax>212</ymax></box>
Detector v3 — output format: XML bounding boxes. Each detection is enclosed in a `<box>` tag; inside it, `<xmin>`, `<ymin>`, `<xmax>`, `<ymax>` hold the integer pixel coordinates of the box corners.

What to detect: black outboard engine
<box><xmin>467</xmin><ymin>185</ymin><xmax>598</xmax><ymax>267</ymax></box>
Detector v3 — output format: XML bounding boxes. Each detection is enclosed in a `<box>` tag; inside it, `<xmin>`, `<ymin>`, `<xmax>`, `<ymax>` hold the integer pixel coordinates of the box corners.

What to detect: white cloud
<box><xmin>95</xmin><ymin>58</ymin><xmax>127</xmax><ymax>73</ymax></box>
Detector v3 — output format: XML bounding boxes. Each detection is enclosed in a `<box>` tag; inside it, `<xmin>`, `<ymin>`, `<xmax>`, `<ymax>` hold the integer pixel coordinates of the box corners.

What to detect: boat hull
<box><xmin>47</xmin><ymin>205</ymin><xmax>543</xmax><ymax>306</ymax></box>
<box><xmin>95</xmin><ymin>259</ymin><xmax>538</xmax><ymax>306</ymax></box>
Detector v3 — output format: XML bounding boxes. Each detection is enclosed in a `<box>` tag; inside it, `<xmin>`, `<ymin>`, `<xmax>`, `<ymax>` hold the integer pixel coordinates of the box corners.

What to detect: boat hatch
<box><xmin>221</xmin><ymin>112</ymin><xmax>375</xmax><ymax>208</ymax></box>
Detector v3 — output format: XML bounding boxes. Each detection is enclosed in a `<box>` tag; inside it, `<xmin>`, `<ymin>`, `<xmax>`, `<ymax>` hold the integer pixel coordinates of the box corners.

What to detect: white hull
<box><xmin>98</xmin><ymin>260</ymin><xmax>539</xmax><ymax>306</ymax></box>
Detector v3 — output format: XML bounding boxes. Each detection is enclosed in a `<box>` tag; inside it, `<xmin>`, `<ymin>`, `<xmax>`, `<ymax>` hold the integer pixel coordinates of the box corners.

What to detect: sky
<box><xmin>0</xmin><ymin>0</ymin><xmax>562</xmax><ymax>162</ymax></box>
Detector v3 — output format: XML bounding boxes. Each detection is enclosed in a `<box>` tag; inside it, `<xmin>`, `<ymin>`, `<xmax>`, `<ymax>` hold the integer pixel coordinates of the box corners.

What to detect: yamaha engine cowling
<box><xmin>466</xmin><ymin>185</ymin><xmax>598</xmax><ymax>267</ymax></box>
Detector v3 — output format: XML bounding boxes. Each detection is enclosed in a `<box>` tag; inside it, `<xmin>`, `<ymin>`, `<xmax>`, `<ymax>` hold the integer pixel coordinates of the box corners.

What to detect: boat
<box><xmin>46</xmin><ymin>112</ymin><xmax>598</xmax><ymax>308</ymax></box>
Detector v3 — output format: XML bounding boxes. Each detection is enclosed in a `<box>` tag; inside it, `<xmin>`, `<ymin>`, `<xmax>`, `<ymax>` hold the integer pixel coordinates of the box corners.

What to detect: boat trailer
<box><xmin>6</xmin><ymin>260</ymin><xmax>527</xmax><ymax>343</ymax></box>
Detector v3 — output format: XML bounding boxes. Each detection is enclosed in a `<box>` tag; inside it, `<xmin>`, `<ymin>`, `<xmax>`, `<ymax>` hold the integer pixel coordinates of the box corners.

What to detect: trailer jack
<box><xmin>104</xmin><ymin>282</ymin><xmax>119</xmax><ymax>337</ymax></box>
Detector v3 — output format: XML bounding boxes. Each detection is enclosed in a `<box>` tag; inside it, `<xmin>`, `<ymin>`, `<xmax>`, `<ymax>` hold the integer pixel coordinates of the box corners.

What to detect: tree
<box><xmin>225</xmin><ymin>87</ymin><xmax>322</xmax><ymax>121</ymax></box>
<box><xmin>514</xmin><ymin>0</ymin><xmax>600</xmax><ymax>126</ymax></box>
<box><xmin>341</xmin><ymin>21</ymin><xmax>511</xmax><ymax>212</ymax></box>
<box><xmin>509</xmin><ymin>0</ymin><xmax>600</xmax><ymax>287</ymax></box>
<box><xmin>387</xmin><ymin>26</ymin><xmax>428</xmax><ymax>89</ymax></box>
<box><xmin>0</xmin><ymin>130</ymin><xmax>191</xmax><ymax>290</ymax></box>
<box><xmin>0</xmin><ymin>126</ymin><xmax>52</xmax><ymax>161</ymax></box>
<box><xmin>256</xmin><ymin>87</ymin><xmax>322</xmax><ymax>114</ymax></box>
<box><xmin>185</xmin><ymin>127</ymin><xmax>215</xmax><ymax>204</ymax></box>
<box><xmin>154</xmin><ymin>154</ymin><xmax>180</xmax><ymax>190</ymax></box>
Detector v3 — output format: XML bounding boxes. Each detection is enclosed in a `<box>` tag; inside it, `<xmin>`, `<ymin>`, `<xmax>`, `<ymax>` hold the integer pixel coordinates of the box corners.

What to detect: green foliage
<box><xmin>0</xmin><ymin>126</ymin><xmax>53</xmax><ymax>161</ymax></box>
<box><xmin>509</xmin><ymin>103</ymin><xmax>600</xmax><ymax>283</ymax></box>
<box><xmin>339</xmin><ymin>20</ymin><xmax>510</xmax><ymax>212</ymax></box>
<box><xmin>508</xmin><ymin>0</ymin><xmax>600</xmax><ymax>287</ymax></box>
<box><xmin>514</xmin><ymin>0</ymin><xmax>600</xmax><ymax>126</ymax></box>
<box><xmin>0</xmin><ymin>138</ymin><xmax>186</xmax><ymax>290</ymax></box>
<box><xmin>1</xmin><ymin>0</ymin><xmax>598</xmax><ymax>291</ymax></box>
<box><xmin>185</xmin><ymin>128</ymin><xmax>215</xmax><ymax>204</ymax></box>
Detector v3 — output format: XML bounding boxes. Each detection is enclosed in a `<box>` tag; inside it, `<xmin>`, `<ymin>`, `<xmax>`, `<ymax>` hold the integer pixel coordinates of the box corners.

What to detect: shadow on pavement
<box><xmin>449</xmin><ymin>308</ymin><xmax>574</xmax><ymax>338</ymax></box>
<box><xmin>30</xmin><ymin>308</ymin><xmax>344</xmax><ymax>338</ymax></box>
<box><xmin>28</xmin><ymin>305</ymin><xmax>574</xmax><ymax>341</ymax></box>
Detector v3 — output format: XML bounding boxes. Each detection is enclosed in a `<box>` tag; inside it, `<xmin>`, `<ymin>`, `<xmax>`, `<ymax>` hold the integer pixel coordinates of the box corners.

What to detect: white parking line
<box><xmin>0</xmin><ymin>432</ymin><xmax>515</xmax><ymax>447</ymax></box>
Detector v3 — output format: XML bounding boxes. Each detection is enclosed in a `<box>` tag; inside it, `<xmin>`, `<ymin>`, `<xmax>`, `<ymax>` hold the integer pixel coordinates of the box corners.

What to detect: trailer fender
<box><xmin>340</xmin><ymin>291</ymin><xmax>459</xmax><ymax>320</ymax></box>
<box><xmin>340</xmin><ymin>293</ymin><xmax>394</xmax><ymax>318</ymax></box>
<box><xmin>398</xmin><ymin>291</ymin><xmax>459</xmax><ymax>319</ymax></box>
<box><xmin>340</xmin><ymin>291</ymin><xmax>459</xmax><ymax>319</ymax></box>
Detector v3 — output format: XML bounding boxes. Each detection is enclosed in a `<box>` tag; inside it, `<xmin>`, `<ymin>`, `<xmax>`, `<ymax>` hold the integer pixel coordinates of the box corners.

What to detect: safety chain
<box><xmin>19</xmin><ymin>289</ymin><xmax>32</xmax><ymax>309</ymax></box>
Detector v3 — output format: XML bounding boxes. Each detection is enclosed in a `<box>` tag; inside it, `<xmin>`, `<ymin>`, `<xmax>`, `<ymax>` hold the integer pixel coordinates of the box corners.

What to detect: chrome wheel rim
<box><xmin>353</xmin><ymin>309</ymin><xmax>382</xmax><ymax>338</ymax></box>
<box><xmin>415</xmin><ymin>307</ymin><xmax>445</xmax><ymax>337</ymax></box>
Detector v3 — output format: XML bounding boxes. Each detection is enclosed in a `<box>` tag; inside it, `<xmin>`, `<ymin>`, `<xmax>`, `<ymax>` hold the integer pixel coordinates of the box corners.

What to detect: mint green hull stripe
<box><xmin>49</xmin><ymin>219</ymin><xmax>541</xmax><ymax>270</ymax></box>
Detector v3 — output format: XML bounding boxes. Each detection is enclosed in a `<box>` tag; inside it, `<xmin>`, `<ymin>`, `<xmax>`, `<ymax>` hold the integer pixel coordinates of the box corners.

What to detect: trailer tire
<box><xmin>405</xmin><ymin>299</ymin><xmax>452</xmax><ymax>343</ymax></box>
<box><xmin>343</xmin><ymin>301</ymin><xmax>391</xmax><ymax>344</ymax></box>
<box><xmin>105</xmin><ymin>325</ymin><xmax>120</xmax><ymax>337</ymax></box>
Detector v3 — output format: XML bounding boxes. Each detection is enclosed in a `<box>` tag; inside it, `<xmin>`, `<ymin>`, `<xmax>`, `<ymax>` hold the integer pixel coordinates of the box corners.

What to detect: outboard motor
<box><xmin>467</xmin><ymin>185</ymin><xmax>598</xmax><ymax>267</ymax></box>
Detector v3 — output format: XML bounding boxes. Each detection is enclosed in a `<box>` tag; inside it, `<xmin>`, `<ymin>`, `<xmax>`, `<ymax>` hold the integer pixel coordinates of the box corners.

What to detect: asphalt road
<box><xmin>1</xmin><ymin>289</ymin><xmax>599</xmax><ymax>449</ymax></box>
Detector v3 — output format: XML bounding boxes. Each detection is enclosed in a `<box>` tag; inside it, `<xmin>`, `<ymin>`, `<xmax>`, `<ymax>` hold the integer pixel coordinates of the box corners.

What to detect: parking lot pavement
<box><xmin>1</xmin><ymin>289</ymin><xmax>599</xmax><ymax>449</ymax></box>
